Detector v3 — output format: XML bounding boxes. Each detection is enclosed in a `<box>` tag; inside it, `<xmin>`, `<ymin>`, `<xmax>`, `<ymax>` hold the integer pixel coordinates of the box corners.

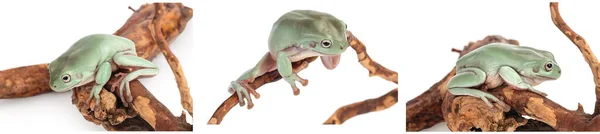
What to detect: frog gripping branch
<box><xmin>406</xmin><ymin>2</ymin><xmax>600</xmax><ymax>131</ymax></box>
<box><xmin>0</xmin><ymin>3</ymin><xmax>193</xmax><ymax>131</ymax></box>
<box><xmin>227</xmin><ymin>10</ymin><xmax>350</xmax><ymax>109</ymax></box>
<box><xmin>210</xmin><ymin>10</ymin><xmax>398</xmax><ymax>125</ymax></box>
<box><xmin>49</xmin><ymin>34</ymin><xmax>159</xmax><ymax>110</ymax></box>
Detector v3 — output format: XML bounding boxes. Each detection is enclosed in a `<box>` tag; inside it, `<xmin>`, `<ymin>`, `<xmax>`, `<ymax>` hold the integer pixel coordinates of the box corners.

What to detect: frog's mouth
<box><xmin>535</xmin><ymin>75</ymin><xmax>558</xmax><ymax>80</ymax></box>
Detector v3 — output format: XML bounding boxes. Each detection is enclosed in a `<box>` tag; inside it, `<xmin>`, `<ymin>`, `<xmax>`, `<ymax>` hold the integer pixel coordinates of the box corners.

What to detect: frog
<box><xmin>48</xmin><ymin>34</ymin><xmax>159</xmax><ymax>110</ymax></box>
<box><xmin>228</xmin><ymin>9</ymin><xmax>350</xmax><ymax>109</ymax></box>
<box><xmin>446</xmin><ymin>42</ymin><xmax>561</xmax><ymax>112</ymax></box>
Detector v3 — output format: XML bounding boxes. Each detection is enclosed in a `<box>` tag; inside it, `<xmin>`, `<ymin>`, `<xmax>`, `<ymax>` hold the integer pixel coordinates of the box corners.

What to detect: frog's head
<box><xmin>519</xmin><ymin>51</ymin><xmax>561</xmax><ymax>85</ymax></box>
<box><xmin>49</xmin><ymin>64</ymin><xmax>87</xmax><ymax>92</ymax></box>
<box><xmin>302</xmin><ymin>19</ymin><xmax>349</xmax><ymax>56</ymax></box>
<box><xmin>530</xmin><ymin>60</ymin><xmax>561</xmax><ymax>80</ymax></box>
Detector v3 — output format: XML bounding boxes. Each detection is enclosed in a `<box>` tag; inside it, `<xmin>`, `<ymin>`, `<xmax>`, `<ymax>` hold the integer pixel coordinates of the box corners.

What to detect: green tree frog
<box><xmin>228</xmin><ymin>10</ymin><xmax>350</xmax><ymax>108</ymax></box>
<box><xmin>447</xmin><ymin>43</ymin><xmax>561</xmax><ymax>111</ymax></box>
<box><xmin>48</xmin><ymin>34</ymin><xmax>159</xmax><ymax>110</ymax></box>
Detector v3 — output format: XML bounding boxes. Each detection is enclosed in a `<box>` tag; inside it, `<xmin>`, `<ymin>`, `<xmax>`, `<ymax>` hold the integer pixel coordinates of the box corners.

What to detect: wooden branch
<box><xmin>550</xmin><ymin>2</ymin><xmax>600</xmax><ymax>117</ymax></box>
<box><xmin>323</xmin><ymin>88</ymin><xmax>398</xmax><ymax>124</ymax></box>
<box><xmin>346</xmin><ymin>31</ymin><xmax>398</xmax><ymax>84</ymax></box>
<box><xmin>0</xmin><ymin>3</ymin><xmax>193</xmax><ymax>131</ymax></box>
<box><xmin>208</xmin><ymin>57</ymin><xmax>318</xmax><ymax>124</ymax></box>
<box><xmin>150</xmin><ymin>3</ymin><xmax>194</xmax><ymax>117</ymax></box>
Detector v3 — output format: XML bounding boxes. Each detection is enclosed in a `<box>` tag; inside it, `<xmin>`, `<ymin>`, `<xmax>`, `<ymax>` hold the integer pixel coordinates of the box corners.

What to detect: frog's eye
<box><xmin>544</xmin><ymin>62</ymin><xmax>553</xmax><ymax>71</ymax></box>
<box><xmin>61</xmin><ymin>74</ymin><xmax>71</xmax><ymax>83</ymax></box>
<box><xmin>321</xmin><ymin>39</ymin><xmax>332</xmax><ymax>48</ymax></box>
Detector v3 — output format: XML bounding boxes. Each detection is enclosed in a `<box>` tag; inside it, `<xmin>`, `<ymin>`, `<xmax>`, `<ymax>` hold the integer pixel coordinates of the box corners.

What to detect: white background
<box><xmin>398</xmin><ymin>0</ymin><xmax>600</xmax><ymax>131</ymax></box>
<box><xmin>196</xmin><ymin>0</ymin><xmax>400</xmax><ymax>133</ymax></box>
<box><xmin>0</xmin><ymin>0</ymin><xmax>194</xmax><ymax>132</ymax></box>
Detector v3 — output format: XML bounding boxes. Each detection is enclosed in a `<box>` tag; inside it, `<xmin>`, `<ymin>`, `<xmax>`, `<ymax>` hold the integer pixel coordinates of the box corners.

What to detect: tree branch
<box><xmin>208</xmin><ymin>57</ymin><xmax>318</xmax><ymax>124</ymax></box>
<box><xmin>323</xmin><ymin>88</ymin><xmax>398</xmax><ymax>124</ymax></box>
<box><xmin>550</xmin><ymin>2</ymin><xmax>600</xmax><ymax>117</ymax></box>
<box><xmin>150</xmin><ymin>2</ymin><xmax>194</xmax><ymax>117</ymax></box>
<box><xmin>346</xmin><ymin>31</ymin><xmax>398</xmax><ymax>84</ymax></box>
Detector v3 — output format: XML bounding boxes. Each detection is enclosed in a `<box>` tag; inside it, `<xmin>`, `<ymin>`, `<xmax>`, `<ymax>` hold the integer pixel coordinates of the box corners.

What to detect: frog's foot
<box><xmin>110</xmin><ymin>72</ymin><xmax>128</xmax><ymax>92</ymax></box>
<box><xmin>85</xmin><ymin>86</ymin><xmax>102</xmax><ymax>111</ymax></box>
<box><xmin>448</xmin><ymin>87</ymin><xmax>511</xmax><ymax>112</ymax></box>
<box><xmin>508</xmin><ymin>82</ymin><xmax>548</xmax><ymax>97</ymax></box>
<box><xmin>229</xmin><ymin>81</ymin><xmax>260</xmax><ymax>109</ymax></box>
<box><xmin>283</xmin><ymin>73</ymin><xmax>308</xmax><ymax>96</ymax></box>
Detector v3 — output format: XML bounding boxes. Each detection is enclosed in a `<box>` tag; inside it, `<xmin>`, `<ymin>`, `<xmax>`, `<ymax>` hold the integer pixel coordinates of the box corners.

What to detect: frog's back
<box><xmin>456</xmin><ymin>43</ymin><xmax>545</xmax><ymax>71</ymax></box>
<box><xmin>54</xmin><ymin>34</ymin><xmax>135</xmax><ymax>68</ymax></box>
<box><xmin>267</xmin><ymin>10</ymin><xmax>343</xmax><ymax>52</ymax></box>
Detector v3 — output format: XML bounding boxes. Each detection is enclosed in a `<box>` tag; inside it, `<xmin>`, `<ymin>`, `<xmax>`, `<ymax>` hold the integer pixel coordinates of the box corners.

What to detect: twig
<box><xmin>550</xmin><ymin>2</ymin><xmax>600</xmax><ymax>117</ymax></box>
<box><xmin>149</xmin><ymin>3</ymin><xmax>194</xmax><ymax>117</ymax></box>
<box><xmin>208</xmin><ymin>57</ymin><xmax>318</xmax><ymax>124</ymax></box>
<box><xmin>323</xmin><ymin>88</ymin><xmax>398</xmax><ymax>124</ymax></box>
<box><xmin>346</xmin><ymin>31</ymin><xmax>398</xmax><ymax>84</ymax></box>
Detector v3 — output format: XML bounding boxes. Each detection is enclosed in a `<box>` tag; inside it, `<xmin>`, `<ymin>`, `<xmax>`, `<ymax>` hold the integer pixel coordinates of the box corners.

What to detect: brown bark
<box><xmin>346</xmin><ymin>31</ymin><xmax>398</xmax><ymax>84</ymax></box>
<box><xmin>208</xmin><ymin>30</ymin><xmax>397</xmax><ymax>124</ymax></box>
<box><xmin>323</xmin><ymin>88</ymin><xmax>398</xmax><ymax>124</ymax></box>
<box><xmin>0</xmin><ymin>3</ymin><xmax>193</xmax><ymax>131</ymax></box>
<box><xmin>149</xmin><ymin>3</ymin><xmax>194</xmax><ymax>117</ymax></box>
<box><xmin>550</xmin><ymin>2</ymin><xmax>600</xmax><ymax>117</ymax></box>
<box><xmin>407</xmin><ymin>2</ymin><xmax>600</xmax><ymax>132</ymax></box>
<box><xmin>208</xmin><ymin>56</ymin><xmax>318</xmax><ymax>124</ymax></box>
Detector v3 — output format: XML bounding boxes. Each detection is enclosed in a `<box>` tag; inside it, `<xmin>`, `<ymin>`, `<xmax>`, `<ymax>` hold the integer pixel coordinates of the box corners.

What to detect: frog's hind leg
<box><xmin>112</xmin><ymin>51</ymin><xmax>159</xmax><ymax>107</ymax></box>
<box><xmin>229</xmin><ymin>52</ymin><xmax>277</xmax><ymax>109</ymax></box>
<box><xmin>447</xmin><ymin>67</ymin><xmax>510</xmax><ymax>112</ymax></box>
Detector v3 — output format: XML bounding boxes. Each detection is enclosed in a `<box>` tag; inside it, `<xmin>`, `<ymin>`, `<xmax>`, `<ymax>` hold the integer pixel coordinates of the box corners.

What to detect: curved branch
<box><xmin>323</xmin><ymin>88</ymin><xmax>398</xmax><ymax>124</ymax></box>
<box><xmin>208</xmin><ymin>57</ymin><xmax>318</xmax><ymax>124</ymax></box>
<box><xmin>150</xmin><ymin>3</ymin><xmax>194</xmax><ymax>117</ymax></box>
<box><xmin>346</xmin><ymin>31</ymin><xmax>398</xmax><ymax>84</ymax></box>
<box><xmin>550</xmin><ymin>2</ymin><xmax>600</xmax><ymax>117</ymax></box>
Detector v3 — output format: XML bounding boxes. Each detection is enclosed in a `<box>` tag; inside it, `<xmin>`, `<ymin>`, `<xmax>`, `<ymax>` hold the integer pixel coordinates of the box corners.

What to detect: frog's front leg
<box><xmin>86</xmin><ymin>62</ymin><xmax>112</xmax><ymax>111</ymax></box>
<box><xmin>229</xmin><ymin>52</ymin><xmax>276</xmax><ymax>109</ymax></box>
<box><xmin>112</xmin><ymin>52</ymin><xmax>159</xmax><ymax>107</ymax></box>
<box><xmin>277</xmin><ymin>52</ymin><xmax>309</xmax><ymax>95</ymax></box>
<box><xmin>498</xmin><ymin>66</ymin><xmax>548</xmax><ymax>96</ymax></box>
<box><xmin>447</xmin><ymin>67</ymin><xmax>510</xmax><ymax>112</ymax></box>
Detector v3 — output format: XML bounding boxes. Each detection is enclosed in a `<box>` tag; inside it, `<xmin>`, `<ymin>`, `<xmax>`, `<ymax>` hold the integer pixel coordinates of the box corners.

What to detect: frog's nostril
<box><xmin>559</xmin><ymin>70</ymin><xmax>561</xmax><ymax>74</ymax></box>
<box><xmin>53</xmin><ymin>85</ymin><xmax>56</xmax><ymax>88</ymax></box>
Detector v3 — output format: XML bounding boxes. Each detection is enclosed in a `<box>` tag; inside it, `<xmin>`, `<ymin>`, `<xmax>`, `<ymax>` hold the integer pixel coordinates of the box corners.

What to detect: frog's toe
<box><xmin>291</xmin><ymin>85</ymin><xmax>300</xmax><ymax>96</ymax></box>
<box><xmin>231</xmin><ymin>81</ymin><xmax>259</xmax><ymax>109</ymax></box>
<box><xmin>298</xmin><ymin>77</ymin><xmax>308</xmax><ymax>86</ymax></box>
<box><xmin>480</xmin><ymin>97</ymin><xmax>494</xmax><ymax>108</ymax></box>
<box><xmin>93</xmin><ymin>98</ymin><xmax>101</xmax><ymax>111</ymax></box>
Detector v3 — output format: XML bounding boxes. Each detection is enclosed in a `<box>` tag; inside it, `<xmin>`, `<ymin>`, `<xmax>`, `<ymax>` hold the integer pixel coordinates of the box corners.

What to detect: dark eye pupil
<box><xmin>546</xmin><ymin>63</ymin><xmax>553</xmax><ymax>68</ymax></box>
<box><xmin>63</xmin><ymin>76</ymin><xmax>68</xmax><ymax>80</ymax></box>
<box><xmin>323</xmin><ymin>42</ymin><xmax>330</xmax><ymax>46</ymax></box>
